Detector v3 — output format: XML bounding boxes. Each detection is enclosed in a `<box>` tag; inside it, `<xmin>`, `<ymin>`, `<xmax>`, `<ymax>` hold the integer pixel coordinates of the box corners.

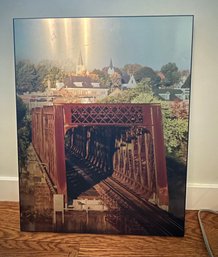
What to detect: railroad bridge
<box><xmin>32</xmin><ymin>103</ymin><xmax>170</xmax><ymax>233</ymax></box>
<box><xmin>32</xmin><ymin>104</ymin><xmax>183</xmax><ymax>235</ymax></box>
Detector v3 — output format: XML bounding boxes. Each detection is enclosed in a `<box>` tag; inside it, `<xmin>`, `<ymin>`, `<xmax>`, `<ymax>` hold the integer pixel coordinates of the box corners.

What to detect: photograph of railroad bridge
<box><xmin>14</xmin><ymin>16</ymin><xmax>193</xmax><ymax>236</ymax></box>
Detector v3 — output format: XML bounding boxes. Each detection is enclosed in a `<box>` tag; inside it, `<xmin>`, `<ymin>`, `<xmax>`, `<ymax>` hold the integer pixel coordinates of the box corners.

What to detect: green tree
<box><xmin>16</xmin><ymin>95</ymin><xmax>27</xmax><ymax>128</ymax></box>
<box><xmin>101</xmin><ymin>80</ymin><xmax>189</xmax><ymax>161</ymax></box>
<box><xmin>16</xmin><ymin>61</ymin><xmax>39</xmax><ymax>94</ymax></box>
<box><xmin>134</xmin><ymin>66</ymin><xmax>159</xmax><ymax>85</ymax></box>
<box><xmin>16</xmin><ymin>96</ymin><xmax>31</xmax><ymax>167</ymax></box>
<box><xmin>35</xmin><ymin>63</ymin><xmax>51</xmax><ymax>92</ymax></box>
<box><xmin>164</xmin><ymin>117</ymin><xmax>188</xmax><ymax>160</ymax></box>
<box><xmin>161</xmin><ymin>62</ymin><xmax>181</xmax><ymax>87</ymax></box>
<box><xmin>16</xmin><ymin>60</ymin><xmax>66</xmax><ymax>93</ymax></box>
<box><xmin>44</xmin><ymin>66</ymin><xmax>65</xmax><ymax>88</ymax></box>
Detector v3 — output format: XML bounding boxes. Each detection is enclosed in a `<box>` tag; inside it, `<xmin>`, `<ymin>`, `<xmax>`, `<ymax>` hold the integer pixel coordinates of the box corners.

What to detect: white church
<box><xmin>107</xmin><ymin>58</ymin><xmax>137</xmax><ymax>89</ymax></box>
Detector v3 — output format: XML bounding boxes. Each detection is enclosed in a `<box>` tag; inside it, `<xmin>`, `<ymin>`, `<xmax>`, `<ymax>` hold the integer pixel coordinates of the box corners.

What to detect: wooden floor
<box><xmin>0</xmin><ymin>202</ymin><xmax>217</xmax><ymax>257</ymax></box>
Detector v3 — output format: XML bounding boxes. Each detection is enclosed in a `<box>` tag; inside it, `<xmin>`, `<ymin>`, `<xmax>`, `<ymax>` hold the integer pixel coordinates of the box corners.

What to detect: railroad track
<box><xmin>67</xmin><ymin>149</ymin><xmax>184</xmax><ymax>235</ymax></box>
<box><xmin>101</xmin><ymin>177</ymin><xmax>183</xmax><ymax>235</ymax></box>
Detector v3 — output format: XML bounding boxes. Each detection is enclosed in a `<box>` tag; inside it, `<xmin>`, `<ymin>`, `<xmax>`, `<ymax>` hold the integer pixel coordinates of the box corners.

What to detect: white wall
<box><xmin>0</xmin><ymin>0</ymin><xmax>218</xmax><ymax>209</ymax></box>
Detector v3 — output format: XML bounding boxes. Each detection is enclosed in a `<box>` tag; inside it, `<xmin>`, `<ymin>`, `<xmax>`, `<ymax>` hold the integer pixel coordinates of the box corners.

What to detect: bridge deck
<box><xmin>66</xmin><ymin>148</ymin><xmax>183</xmax><ymax>235</ymax></box>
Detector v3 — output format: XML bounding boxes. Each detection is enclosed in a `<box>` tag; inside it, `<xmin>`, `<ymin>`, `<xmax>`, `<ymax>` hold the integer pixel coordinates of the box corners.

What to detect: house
<box><xmin>180</xmin><ymin>74</ymin><xmax>191</xmax><ymax>100</ymax></box>
<box><xmin>121</xmin><ymin>74</ymin><xmax>137</xmax><ymax>89</ymax></box>
<box><xmin>60</xmin><ymin>75</ymin><xmax>109</xmax><ymax>103</ymax></box>
<box><xmin>106</xmin><ymin>59</ymin><xmax>137</xmax><ymax>89</ymax></box>
<box><xmin>46</xmin><ymin>52</ymin><xmax>110</xmax><ymax>103</ymax></box>
<box><xmin>153</xmin><ymin>88</ymin><xmax>187</xmax><ymax>101</ymax></box>
<box><xmin>153</xmin><ymin>74</ymin><xmax>191</xmax><ymax>101</ymax></box>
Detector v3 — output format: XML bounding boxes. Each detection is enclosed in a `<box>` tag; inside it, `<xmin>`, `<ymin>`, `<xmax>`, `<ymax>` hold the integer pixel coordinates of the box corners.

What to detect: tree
<box><xmin>134</xmin><ymin>66</ymin><xmax>159</xmax><ymax>84</ymax></box>
<box><xmin>110</xmin><ymin>72</ymin><xmax>122</xmax><ymax>89</ymax></box>
<box><xmin>16</xmin><ymin>96</ymin><xmax>31</xmax><ymax>167</ymax></box>
<box><xmin>35</xmin><ymin>63</ymin><xmax>51</xmax><ymax>92</ymax></box>
<box><xmin>123</xmin><ymin>64</ymin><xmax>143</xmax><ymax>75</ymax></box>
<box><xmin>164</xmin><ymin>117</ymin><xmax>188</xmax><ymax>160</ymax></box>
<box><xmin>44</xmin><ymin>66</ymin><xmax>65</xmax><ymax>88</ymax></box>
<box><xmin>16</xmin><ymin>95</ymin><xmax>27</xmax><ymax>128</ymax></box>
<box><xmin>170</xmin><ymin>100</ymin><xmax>189</xmax><ymax>119</ymax></box>
<box><xmin>88</xmin><ymin>72</ymin><xmax>100</xmax><ymax>82</ymax></box>
<box><xmin>114</xmin><ymin>67</ymin><xmax>123</xmax><ymax>76</ymax></box>
<box><xmin>161</xmin><ymin>62</ymin><xmax>181</xmax><ymax>87</ymax></box>
<box><xmin>101</xmin><ymin>80</ymin><xmax>189</xmax><ymax>162</ymax></box>
<box><xmin>92</xmin><ymin>69</ymin><xmax>109</xmax><ymax>84</ymax></box>
<box><xmin>16</xmin><ymin>60</ymin><xmax>67</xmax><ymax>93</ymax></box>
<box><xmin>16</xmin><ymin>61</ymin><xmax>39</xmax><ymax>94</ymax></box>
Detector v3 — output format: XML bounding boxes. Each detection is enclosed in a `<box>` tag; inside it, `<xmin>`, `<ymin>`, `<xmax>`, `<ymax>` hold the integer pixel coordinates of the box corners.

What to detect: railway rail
<box><xmin>101</xmin><ymin>177</ymin><xmax>183</xmax><ymax>235</ymax></box>
<box><xmin>67</xmin><ymin>149</ymin><xmax>183</xmax><ymax>235</ymax></box>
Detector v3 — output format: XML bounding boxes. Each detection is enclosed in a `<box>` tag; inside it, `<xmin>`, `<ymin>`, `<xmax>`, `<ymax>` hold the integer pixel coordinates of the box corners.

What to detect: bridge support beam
<box><xmin>149</xmin><ymin>106</ymin><xmax>169</xmax><ymax>209</ymax></box>
<box><xmin>54</xmin><ymin>105</ymin><xmax>67</xmax><ymax>198</ymax></box>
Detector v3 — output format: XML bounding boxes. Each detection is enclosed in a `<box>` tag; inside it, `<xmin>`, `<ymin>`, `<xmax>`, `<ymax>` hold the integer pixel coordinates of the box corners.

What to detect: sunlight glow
<box><xmin>83</xmin><ymin>18</ymin><xmax>90</xmax><ymax>67</ymax></box>
<box><xmin>64</xmin><ymin>19</ymin><xmax>73</xmax><ymax>58</ymax></box>
<box><xmin>46</xmin><ymin>19</ymin><xmax>57</xmax><ymax>58</ymax></box>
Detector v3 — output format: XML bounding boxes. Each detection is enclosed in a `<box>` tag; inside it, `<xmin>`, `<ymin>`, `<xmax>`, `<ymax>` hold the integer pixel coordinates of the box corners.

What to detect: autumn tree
<box><xmin>123</xmin><ymin>64</ymin><xmax>143</xmax><ymax>75</ymax></box>
<box><xmin>88</xmin><ymin>72</ymin><xmax>100</xmax><ymax>82</ymax></box>
<box><xmin>170</xmin><ymin>100</ymin><xmax>189</xmax><ymax>119</ymax></box>
<box><xmin>110</xmin><ymin>72</ymin><xmax>122</xmax><ymax>89</ymax></box>
<box><xmin>91</xmin><ymin>69</ymin><xmax>107</xmax><ymax>82</ymax></box>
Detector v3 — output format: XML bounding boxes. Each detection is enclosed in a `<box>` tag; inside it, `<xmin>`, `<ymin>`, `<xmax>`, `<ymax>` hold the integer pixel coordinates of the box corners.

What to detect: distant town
<box><xmin>16</xmin><ymin>51</ymin><xmax>190</xmax><ymax>111</ymax></box>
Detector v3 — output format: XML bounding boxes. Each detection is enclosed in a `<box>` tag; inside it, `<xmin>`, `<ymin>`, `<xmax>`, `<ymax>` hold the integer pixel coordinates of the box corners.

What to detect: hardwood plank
<box><xmin>0</xmin><ymin>249</ymin><xmax>77</xmax><ymax>257</ymax></box>
<box><xmin>0</xmin><ymin>202</ymin><xmax>217</xmax><ymax>257</ymax></box>
<box><xmin>0</xmin><ymin>239</ymin><xmax>79</xmax><ymax>256</ymax></box>
<box><xmin>199</xmin><ymin>211</ymin><xmax>218</xmax><ymax>257</ymax></box>
<box><xmin>75</xmin><ymin>212</ymin><xmax>207</xmax><ymax>257</ymax></box>
<box><xmin>0</xmin><ymin>202</ymin><xmax>80</xmax><ymax>256</ymax></box>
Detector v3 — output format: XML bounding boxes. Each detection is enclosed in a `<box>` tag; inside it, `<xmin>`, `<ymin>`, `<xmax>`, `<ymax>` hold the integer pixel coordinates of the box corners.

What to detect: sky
<box><xmin>13</xmin><ymin>16</ymin><xmax>193</xmax><ymax>71</ymax></box>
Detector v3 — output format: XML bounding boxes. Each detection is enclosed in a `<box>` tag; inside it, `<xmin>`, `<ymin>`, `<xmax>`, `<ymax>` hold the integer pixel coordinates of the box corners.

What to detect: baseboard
<box><xmin>0</xmin><ymin>177</ymin><xmax>217</xmax><ymax>210</ymax></box>
<box><xmin>0</xmin><ymin>176</ymin><xmax>19</xmax><ymax>201</ymax></box>
<box><xmin>186</xmin><ymin>183</ymin><xmax>218</xmax><ymax>210</ymax></box>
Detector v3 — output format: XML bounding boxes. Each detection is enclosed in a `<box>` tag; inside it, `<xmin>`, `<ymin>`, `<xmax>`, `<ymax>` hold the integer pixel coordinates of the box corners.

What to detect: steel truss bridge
<box><xmin>31</xmin><ymin>103</ymin><xmax>183</xmax><ymax>235</ymax></box>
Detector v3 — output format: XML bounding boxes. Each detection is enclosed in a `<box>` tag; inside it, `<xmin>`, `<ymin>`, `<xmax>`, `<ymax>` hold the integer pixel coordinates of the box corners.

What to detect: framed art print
<box><xmin>14</xmin><ymin>15</ymin><xmax>193</xmax><ymax>235</ymax></box>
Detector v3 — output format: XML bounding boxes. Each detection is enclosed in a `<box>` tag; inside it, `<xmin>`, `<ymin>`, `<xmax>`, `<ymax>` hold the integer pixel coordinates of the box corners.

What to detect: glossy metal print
<box><xmin>14</xmin><ymin>16</ymin><xmax>193</xmax><ymax>235</ymax></box>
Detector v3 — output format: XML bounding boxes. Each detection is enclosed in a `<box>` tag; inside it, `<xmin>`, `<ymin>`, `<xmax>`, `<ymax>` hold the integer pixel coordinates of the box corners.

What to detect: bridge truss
<box><xmin>32</xmin><ymin>103</ymin><xmax>168</xmax><ymax>210</ymax></box>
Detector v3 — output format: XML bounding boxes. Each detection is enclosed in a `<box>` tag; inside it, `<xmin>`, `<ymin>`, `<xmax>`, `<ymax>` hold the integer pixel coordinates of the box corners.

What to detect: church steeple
<box><xmin>76</xmin><ymin>51</ymin><xmax>85</xmax><ymax>75</ymax></box>
<box><xmin>110</xmin><ymin>58</ymin><xmax>113</xmax><ymax>69</ymax></box>
<box><xmin>108</xmin><ymin>58</ymin><xmax>115</xmax><ymax>75</ymax></box>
